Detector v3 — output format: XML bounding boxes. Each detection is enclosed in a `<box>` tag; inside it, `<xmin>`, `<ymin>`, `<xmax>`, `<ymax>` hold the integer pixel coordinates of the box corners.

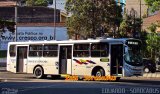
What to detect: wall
<box><xmin>126</xmin><ymin>0</ymin><xmax>148</xmax><ymax>18</ymax></box>
<box><xmin>0</xmin><ymin>26</ymin><xmax>68</xmax><ymax>65</ymax></box>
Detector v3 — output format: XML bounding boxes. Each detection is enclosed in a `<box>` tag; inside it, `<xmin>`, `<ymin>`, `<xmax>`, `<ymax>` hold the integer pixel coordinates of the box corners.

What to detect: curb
<box><xmin>122</xmin><ymin>77</ymin><xmax>160</xmax><ymax>81</ymax></box>
<box><xmin>143</xmin><ymin>73</ymin><xmax>160</xmax><ymax>77</ymax></box>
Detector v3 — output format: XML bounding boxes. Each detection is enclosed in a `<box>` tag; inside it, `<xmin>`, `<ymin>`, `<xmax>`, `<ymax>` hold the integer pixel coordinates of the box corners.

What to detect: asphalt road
<box><xmin>0</xmin><ymin>71</ymin><xmax>160</xmax><ymax>94</ymax></box>
<box><xmin>0</xmin><ymin>79</ymin><xmax>160</xmax><ymax>94</ymax></box>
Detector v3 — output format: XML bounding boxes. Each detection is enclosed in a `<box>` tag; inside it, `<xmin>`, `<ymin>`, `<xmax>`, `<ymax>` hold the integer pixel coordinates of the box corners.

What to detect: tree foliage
<box><xmin>0</xmin><ymin>19</ymin><xmax>15</xmax><ymax>33</ymax></box>
<box><xmin>144</xmin><ymin>0</ymin><xmax>160</xmax><ymax>12</ymax></box>
<box><xmin>65</xmin><ymin>0</ymin><xmax>122</xmax><ymax>39</ymax></box>
<box><xmin>146</xmin><ymin>33</ymin><xmax>160</xmax><ymax>60</ymax></box>
<box><xmin>119</xmin><ymin>13</ymin><xmax>142</xmax><ymax>38</ymax></box>
<box><xmin>145</xmin><ymin>23</ymin><xmax>160</xmax><ymax>61</ymax></box>
<box><xmin>26</xmin><ymin>0</ymin><xmax>48</xmax><ymax>6</ymax></box>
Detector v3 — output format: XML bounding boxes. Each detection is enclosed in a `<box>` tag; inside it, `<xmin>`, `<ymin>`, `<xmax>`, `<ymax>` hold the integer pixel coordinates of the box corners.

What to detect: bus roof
<box><xmin>8</xmin><ymin>38</ymin><xmax>140</xmax><ymax>45</ymax></box>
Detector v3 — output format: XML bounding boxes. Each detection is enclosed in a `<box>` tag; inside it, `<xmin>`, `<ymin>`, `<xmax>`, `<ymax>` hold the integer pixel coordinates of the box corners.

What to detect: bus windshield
<box><xmin>124</xmin><ymin>40</ymin><xmax>143</xmax><ymax>66</ymax></box>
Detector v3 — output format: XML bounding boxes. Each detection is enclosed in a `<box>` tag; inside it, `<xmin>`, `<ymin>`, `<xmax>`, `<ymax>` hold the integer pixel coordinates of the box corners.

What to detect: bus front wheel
<box><xmin>34</xmin><ymin>66</ymin><xmax>45</xmax><ymax>79</ymax></box>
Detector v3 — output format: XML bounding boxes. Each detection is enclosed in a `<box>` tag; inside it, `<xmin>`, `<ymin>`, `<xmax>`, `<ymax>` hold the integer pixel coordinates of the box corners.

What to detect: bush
<box><xmin>0</xmin><ymin>50</ymin><xmax>7</xmax><ymax>58</ymax></box>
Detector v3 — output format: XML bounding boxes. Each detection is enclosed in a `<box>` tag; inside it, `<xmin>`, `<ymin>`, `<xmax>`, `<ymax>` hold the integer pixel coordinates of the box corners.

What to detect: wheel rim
<box><xmin>35</xmin><ymin>68</ymin><xmax>42</xmax><ymax>77</ymax></box>
<box><xmin>96</xmin><ymin>71</ymin><xmax>102</xmax><ymax>76</ymax></box>
<box><xmin>144</xmin><ymin>68</ymin><xmax>149</xmax><ymax>73</ymax></box>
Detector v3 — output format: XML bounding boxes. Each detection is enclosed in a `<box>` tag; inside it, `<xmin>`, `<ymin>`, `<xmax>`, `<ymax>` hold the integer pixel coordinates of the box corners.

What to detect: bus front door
<box><xmin>110</xmin><ymin>44</ymin><xmax>123</xmax><ymax>76</ymax></box>
<box><xmin>16</xmin><ymin>46</ymin><xmax>28</xmax><ymax>73</ymax></box>
<box><xmin>59</xmin><ymin>46</ymin><xmax>72</xmax><ymax>74</ymax></box>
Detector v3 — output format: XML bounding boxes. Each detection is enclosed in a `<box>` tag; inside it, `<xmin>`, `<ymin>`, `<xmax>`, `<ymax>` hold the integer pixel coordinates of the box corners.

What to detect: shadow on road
<box><xmin>117</xmin><ymin>78</ymin><xmax>160</xmax><ymax>86</ymax></box>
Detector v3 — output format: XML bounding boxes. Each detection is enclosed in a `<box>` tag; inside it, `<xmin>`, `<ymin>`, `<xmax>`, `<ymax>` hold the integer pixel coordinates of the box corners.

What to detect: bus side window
<box><xmin>9</xmin><ymin>45</ymin><xmax>16</xmax><ymax>57</ymax></box>
<box><xmin>101</xmin><ymin>43</ymin><xmax>109</xmax><ymax>57</ymax></box>
<box><xmin>43</xmin><ymin>45</ymin><xmax>58</xmax><ymax>57</ymax></box>
<box><xmin>91</xmin><ymin>43</ymin><xmax>109</xmax><ymax>57</ymax></box>
<box><xmin>73</xmin><ymin>44</ymin><xmax>89</xmax><ymax>57</ymax></box>
<box><xmin>91</xmin><ymin>44</ymin><xmax>100</xmax><ymax>57</ymax></box>
<box><xmin>29</xmin><ymin>45</ymin><xmax>43</xmax><ymax>57</ymax></box>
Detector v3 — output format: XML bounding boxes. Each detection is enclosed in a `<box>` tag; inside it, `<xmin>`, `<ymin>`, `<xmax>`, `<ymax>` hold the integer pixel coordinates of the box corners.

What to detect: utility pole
<box><xmin>15</xmin><ymin>0</ymin><xmax>17</xmax><ymax>42</ymax></box>
<box><xmin>53</xmin><ymin>0</ymin><xmax>56</xmax><ymax>40</ymax></box>
<box><xmin>140</xmin><ymin>0</ymin><xmax>141</xmax><ymax>33</ymax></box>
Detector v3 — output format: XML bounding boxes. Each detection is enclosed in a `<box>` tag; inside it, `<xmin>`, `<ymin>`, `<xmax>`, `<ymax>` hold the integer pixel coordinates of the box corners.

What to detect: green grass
<box><xmin>0</xmin><ymin>50</ymin><xmax>7</xmax><ymax>58</ymax></box>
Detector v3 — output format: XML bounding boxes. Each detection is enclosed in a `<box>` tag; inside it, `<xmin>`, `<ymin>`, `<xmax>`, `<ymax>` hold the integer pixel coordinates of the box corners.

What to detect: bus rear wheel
<box><xmin>115</xmin><ymin>77</ymin><xmax>121</xmax><ymax>81</ymax></box>
<box><xmin>34</xmin><ymin>66</ymin><xmax>45</xmax><ymax>79</ymax></box>
<box><xmin>95</xmin><ymin>69</ymin><xmax>105</xmax><ymax>77</ymax></box>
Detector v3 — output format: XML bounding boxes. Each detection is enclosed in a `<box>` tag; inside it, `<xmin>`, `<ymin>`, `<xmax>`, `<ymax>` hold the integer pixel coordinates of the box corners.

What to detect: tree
<box><xmin>119</xmin><ymin>13</ymin><xmax>142</xmax><ymax>38</ymax></box>
<box><xmin>145</xmin><ymin>23</ymin><xmax>160</xmax><ymax>62</ymax></box>
<box><xmin>26</xmin><ymin>0</ymin><xmax>35</xmax><ymax>6</ymax></box>
<box><xmin>144</xmin><ymin>0</ymin><xmax>160</xmax><ymax>12</ymax></box>
<box><xmin>146</xmin><ymin>33</ymin><xmax>160</xmax><ymax>61</ymax></box>
<box><xmin>65</xmin><ymin>0</ymin><xmax>122</xmax><ymax>39</ymax></box>
<box><xmin>26</xmin><ymin>0</ymin><xmax>48</xmax><ymax>6</ymax></box>
<box><xmin>35</xmin><ymin>0</ymin><xmax>48</xmax><ymax>6</ymax></box>
<box><xmin>0</xmin><ymin>19</ymin><xmax>15</xmax><ymax>33</ymax></box>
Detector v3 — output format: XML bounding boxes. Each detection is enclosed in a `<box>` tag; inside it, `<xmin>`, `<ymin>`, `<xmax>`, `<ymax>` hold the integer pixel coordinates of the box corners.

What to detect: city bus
<box><xmin>7</xmin><ymin>38</ymin><xmax>143</xmax><ymax>80</ymax></box>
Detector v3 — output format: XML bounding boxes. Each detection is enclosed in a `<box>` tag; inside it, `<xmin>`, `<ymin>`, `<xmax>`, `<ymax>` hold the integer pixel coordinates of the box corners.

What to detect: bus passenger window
<box><xmin>73</xmin><ymin>44</ymin><xmax>89</xmax><ymax>57</ymax></box>
<box><xmin>29</xmin><ymin>45</ymin><xmax>43</xmax><ymax>57</ymax></box>
<box><xmin>43</xmin><ymin>45</ymin><xmax>58</xmax><ymax>57</ymax></box>
<box><xmin>91</xmin><ymin>43</ymin><xmax>108</xmax><ymax>57</ymax></box>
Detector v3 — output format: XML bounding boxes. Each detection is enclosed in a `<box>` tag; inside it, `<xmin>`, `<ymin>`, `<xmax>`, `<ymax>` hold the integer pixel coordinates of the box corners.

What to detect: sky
<box><xmin>48</xmin><ymin>0</ymin><xmax>66</xmax><ymax>11</ymax></box>
<box><xmin>48</xmin><ymin>0</ymin><xmax>126</xmax><ymax>12</ymax></box>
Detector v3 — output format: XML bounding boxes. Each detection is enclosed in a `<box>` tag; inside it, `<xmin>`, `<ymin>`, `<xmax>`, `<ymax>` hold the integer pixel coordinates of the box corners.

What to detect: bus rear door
<box><xmin>16</xmin><ymin>46</ymin><xmax>28</xmax><ymax>73</ymax></box>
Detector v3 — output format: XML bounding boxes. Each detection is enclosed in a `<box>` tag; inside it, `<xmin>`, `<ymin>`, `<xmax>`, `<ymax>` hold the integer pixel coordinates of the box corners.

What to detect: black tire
<box><xmin>51</xmin><ymin>75</ymin><xmax>61</xmax><ymax>79</ymax></box>
<box><xmin>115</xmin><ymin>77</ymin><xmax>121</xmax><ymax>81</ymax></box>
<box><xmin>34</xmin><ymin>66</ymin><xmax>45</xmax><ymax>79</ymax></box>
<box><xmin>95</xmin><ymin>69</ymin><xmax>105</xmax><ymax>77</ymax></box>
<box><xmin>144</xmin><ymin>67</ymin><xmax>150</xmax><ymax>73</ymax></box>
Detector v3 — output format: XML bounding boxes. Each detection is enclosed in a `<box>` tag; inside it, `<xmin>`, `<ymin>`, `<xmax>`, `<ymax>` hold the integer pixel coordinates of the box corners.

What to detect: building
<box><xmin>126</xmin><ymin>0</ymin><xmax>148</xmax><ymax>18</ymax></box>
<box><xmin>0</xmin><ymin>1</ymin><xmax>68</xmax><ymax>66</ymax></box>
<box><xmin>0</xmin><ymin>0</ymin><xmax>16</xmax><ymax>7</ymax></box>
<box><xmin>0</xmin><ymin>6</ymin><xmax>68</xmax><ymax>49</ymax></box>
<box><xmin>0</xmin><ymin>6</ymin><xmax>60</xmax><ymax>22</ymax></box>
<box><xmin>143</xmin><ymin>12</ymin><xmax>160</xmax><ymax>33</ymax></box>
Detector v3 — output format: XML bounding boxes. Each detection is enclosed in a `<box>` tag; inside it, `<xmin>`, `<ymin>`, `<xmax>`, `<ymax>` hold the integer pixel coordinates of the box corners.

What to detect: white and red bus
<box><xmin>7</xmin><ymin>38</ymin><xmax>143</xmax><ymax>80</ymax></box>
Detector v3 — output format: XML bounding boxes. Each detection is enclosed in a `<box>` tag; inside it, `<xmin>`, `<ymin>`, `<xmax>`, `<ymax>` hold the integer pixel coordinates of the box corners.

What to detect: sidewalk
<box><xmin>0</xmin><ymin>71</ymin><xmax>34</xmax><ymax>82</ymax></box>
<box><xmin>122</xmin><ymin>76</ymin><xmax>160</xmax><ymax>81</ymax></box>
<box><xmin>143</xmin><ymin>73</ymin><xmax>160</xmax><ymax>78</ymax></box>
